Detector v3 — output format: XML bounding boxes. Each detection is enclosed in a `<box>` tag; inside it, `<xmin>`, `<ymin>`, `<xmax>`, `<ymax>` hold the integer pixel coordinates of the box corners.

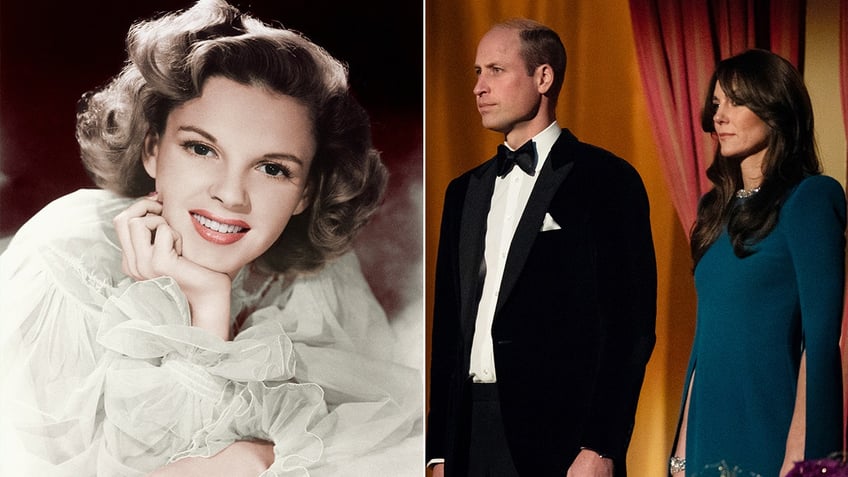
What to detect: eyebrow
<box><xmin>177</xmin><ymin>125</ymin><xmax>305</xmax><ymax>165</ymax></box>
<box><xmin>179</xmin><ymin>125</ymin><xmax>218</xmax><ymax>143</ymax></box>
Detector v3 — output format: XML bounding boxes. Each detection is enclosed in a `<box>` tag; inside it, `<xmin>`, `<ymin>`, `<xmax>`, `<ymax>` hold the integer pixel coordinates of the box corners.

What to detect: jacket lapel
<box><xmin>458</xmin><ymin>159</ymin><xmax>498</xmax><ymax>339</ymax></box>
<box><xmin>496</xmin><ymin>130</ymin><xmax>576</xmax><ymax>313</ymax></box>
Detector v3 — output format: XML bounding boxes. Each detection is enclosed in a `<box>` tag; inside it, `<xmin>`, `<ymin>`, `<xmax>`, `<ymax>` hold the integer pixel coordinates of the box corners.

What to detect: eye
<box><xmin>184</xmin><ymin>142</ymin><xmax>217</xmax><ymax>158</ymax></box>
<box><xmin>260</xmin><ymin>162</ymin><xmax>293</xmax><ymax>179</ymax></box>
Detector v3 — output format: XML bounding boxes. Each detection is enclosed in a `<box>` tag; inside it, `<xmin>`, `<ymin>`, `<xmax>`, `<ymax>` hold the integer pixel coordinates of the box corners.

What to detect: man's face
<box><xmin>473</xmin><ymin>28</ymin><xmax>542</xmax><ymax>135</ymax></box>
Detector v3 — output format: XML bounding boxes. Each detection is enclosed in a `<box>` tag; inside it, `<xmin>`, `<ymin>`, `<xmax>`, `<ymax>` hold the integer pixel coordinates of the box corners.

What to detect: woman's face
<box><xmin>143</xmin><ymin>76</ymin><xmax>316</xmax><ymax>277</ymax></box>
<box><xmin>711</xmin><ymin>81</ymin><xmax>770</xmax><ymax>162</ymax></box>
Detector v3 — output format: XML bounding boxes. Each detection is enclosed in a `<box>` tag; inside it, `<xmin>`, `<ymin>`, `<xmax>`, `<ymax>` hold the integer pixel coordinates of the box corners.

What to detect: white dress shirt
<box><xmin>469</xmin><ymin>122</ymin><xmax>562</xmax><ymax>383</ymax></box>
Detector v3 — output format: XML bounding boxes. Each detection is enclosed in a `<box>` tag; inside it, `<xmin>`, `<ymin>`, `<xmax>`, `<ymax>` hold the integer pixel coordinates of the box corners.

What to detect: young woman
<box><xmin>0</xmin><ymin>1</ymin><xmax>419</xmax><ymax>475</ymax></box>
<box><xmin>670</xmin><ymin>49</ymin><xmax>844</xmax><ymax>477</ymax></box>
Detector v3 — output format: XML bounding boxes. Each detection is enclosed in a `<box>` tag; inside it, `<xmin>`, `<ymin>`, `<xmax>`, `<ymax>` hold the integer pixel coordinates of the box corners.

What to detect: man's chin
<box><xmin>481</xmin><ymin>119</ymin><xmax>508</xmax><ymax>134</ymax></box>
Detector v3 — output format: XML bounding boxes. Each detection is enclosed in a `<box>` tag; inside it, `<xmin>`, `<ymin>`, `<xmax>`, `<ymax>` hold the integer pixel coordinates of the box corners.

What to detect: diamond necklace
<box><xmin>735</xmin><ymin>187</ymin><xmax>761</xmax><ymax>199</ymax></box>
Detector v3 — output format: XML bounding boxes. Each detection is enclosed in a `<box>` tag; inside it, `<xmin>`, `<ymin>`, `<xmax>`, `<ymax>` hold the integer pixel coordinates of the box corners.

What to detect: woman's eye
<box><xmin>186</xmin><ymin>142</ymin><xmax>216</xmax><ymax>157</ymax></box>
<box><xmin>261</xmin><ymin>163</ymin><xmax>292</xmax><ymax>178</ymax></box>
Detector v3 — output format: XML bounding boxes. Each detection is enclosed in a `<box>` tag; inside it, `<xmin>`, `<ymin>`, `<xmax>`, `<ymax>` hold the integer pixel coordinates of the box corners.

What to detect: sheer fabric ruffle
<box><xmin>0</xmin><ymin>190</ymin><xmax>421</xmax><ymax>476</ymax></box>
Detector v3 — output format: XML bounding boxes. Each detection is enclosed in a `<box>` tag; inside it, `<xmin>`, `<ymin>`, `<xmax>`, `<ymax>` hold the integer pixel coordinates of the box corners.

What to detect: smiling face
<box><xmin>143</xmin><ymin>76</ymin><xmax>316</xmax><ymax>277</ymax></box>
<box><xmin>712</xmin><ymin>81</ymin><xmax>771</xmax><ymax>162</ymax></box>
<box><xmin>473</xmin><ymin>27</ymin><xmax>546</xmax><ymax>143</ymax></box>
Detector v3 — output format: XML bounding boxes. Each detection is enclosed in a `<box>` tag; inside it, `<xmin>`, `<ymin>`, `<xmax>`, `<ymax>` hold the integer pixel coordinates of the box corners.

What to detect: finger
<box><xmin>114</xmin><ymin>197</ymin><xmax>164</xmax><ymax>277</ymax></box>
<box><xmin>172</xmin><ymin>229</ymin><xmax>183</xmax><ymax>257</ymax></box>
<box><xmin>152</xmin><ymin>223</ymin><xmax>179</xmax><ymax>259</ymax></box>
<box><xmin>127</xmin><ymin>215</ymin><xmax>167</xmax><ymax>279</ymax></box>
<box><xmin>150</xmin><ymin>223</ymin><xmax>184</xmax><ymax>280</ymax></box>
<box><xmin>113</xmin><ymin>196</ymin><xmax>163</xmax><ymax>228</ymax></box>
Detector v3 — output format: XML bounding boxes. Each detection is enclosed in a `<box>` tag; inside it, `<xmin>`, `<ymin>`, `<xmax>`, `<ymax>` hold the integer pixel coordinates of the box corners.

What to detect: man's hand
<box><xmin>566</xmin><ymin>449</ymin><xmax>614</xmax><ymax>477</ymax></box>
<box><xmin>431</xmin><ymin>463</ymin><xmax>445</xmax><ymax>477</ymax></box>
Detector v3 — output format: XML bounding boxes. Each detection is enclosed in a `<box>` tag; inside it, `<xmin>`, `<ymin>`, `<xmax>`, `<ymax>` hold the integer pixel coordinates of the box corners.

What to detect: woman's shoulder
<box><xmin>10</xmin><ymin>189</ymin><xmax>130</xmax><ymax>248</ymax></box>
<box><xmin>780</xmin><ymin>174</ymin><xmax>846</xmax><ymax>225</ymax></box>
<box><xmin>784</xmin><ymin>175</ymin><xmax>845</xmax><ymax>208</ymax></box>
<box><xmin>791</xmin><ymin>174</ymin><xmax>843</xmax><ymax>196</ymax></box>
<box><xmin>2</xmin><ymin>189</ymin><xmax>132</xmax><ymax>289</ymax></box>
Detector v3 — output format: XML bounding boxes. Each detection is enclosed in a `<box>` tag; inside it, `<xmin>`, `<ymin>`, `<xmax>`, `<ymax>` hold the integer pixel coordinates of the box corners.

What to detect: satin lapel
<box><xmin>496</xmin><ymin>132</ymin><xmax>575</xmax><ymax>313</ymax></box>
<box><xmin>458</xmin><ymin>159</ymin><xmax>498</xmax><ymax>340</ymax></box>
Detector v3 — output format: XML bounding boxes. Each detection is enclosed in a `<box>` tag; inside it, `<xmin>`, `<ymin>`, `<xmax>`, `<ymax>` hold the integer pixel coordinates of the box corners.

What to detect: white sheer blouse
<box><xmin>0</xmin><ymin>189</ymin><xmax>421</xmax><ymax>476</ymax></box>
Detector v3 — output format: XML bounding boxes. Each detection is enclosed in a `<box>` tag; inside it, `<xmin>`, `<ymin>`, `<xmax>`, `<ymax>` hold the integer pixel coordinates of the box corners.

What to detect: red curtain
<box><xmin>628</xmin><ymin>0</ymin><xmax>805</xmax><ymax>234</ymax></box>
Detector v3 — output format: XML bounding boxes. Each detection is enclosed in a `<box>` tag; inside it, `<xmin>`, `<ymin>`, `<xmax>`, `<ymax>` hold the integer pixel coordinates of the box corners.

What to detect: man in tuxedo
<box><xmin>426</xmin><ymin>19</ymin><xmax>656</xmax><ymax>477</ymax></box>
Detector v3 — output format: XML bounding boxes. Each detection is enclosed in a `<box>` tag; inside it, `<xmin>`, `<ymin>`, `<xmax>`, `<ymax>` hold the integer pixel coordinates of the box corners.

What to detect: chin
<box><xmin>480</xmin><ymin>115</ymin><xmax>499</xmax><ymax>130</ymax></box>
<box><xmin>185</xmin><ymin>249</ymin><xmax>247</xmax><ymax>278</ymax></box>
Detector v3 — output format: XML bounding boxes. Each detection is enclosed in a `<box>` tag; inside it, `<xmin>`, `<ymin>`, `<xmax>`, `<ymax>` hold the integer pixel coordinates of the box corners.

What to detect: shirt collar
<box><xmin>502</xmin><ymin>121</ymin><xmax>561</xmax><ymax>174</ymax></box>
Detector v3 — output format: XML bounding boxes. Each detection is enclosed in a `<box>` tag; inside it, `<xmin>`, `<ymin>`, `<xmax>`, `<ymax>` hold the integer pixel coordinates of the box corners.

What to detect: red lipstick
<box><xmin>189</xmin><ymin>210</ymin><xmax>250</xmax><ymax>245</ymax></box>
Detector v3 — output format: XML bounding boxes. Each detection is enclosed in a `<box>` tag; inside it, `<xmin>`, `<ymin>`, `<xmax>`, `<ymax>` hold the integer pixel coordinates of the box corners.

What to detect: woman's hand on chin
<box><xmin>114</xmin><ymin>194</ymin><xmax>233</xmax><ymax>339</ymax></box>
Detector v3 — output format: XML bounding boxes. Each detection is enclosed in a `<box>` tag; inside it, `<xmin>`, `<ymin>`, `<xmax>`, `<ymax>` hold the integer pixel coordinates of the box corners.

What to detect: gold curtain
<box><xmin>425</xmin><ymin>0</ymin><xmax>697</xmax><ymax>474</ymax></box>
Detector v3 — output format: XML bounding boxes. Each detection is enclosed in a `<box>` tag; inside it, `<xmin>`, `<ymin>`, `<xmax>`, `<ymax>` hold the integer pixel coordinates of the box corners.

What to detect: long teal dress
<box><xmin>677</xmin><ymin>175</ymin><xmax>845</xmax><ymax>477</ymax></box>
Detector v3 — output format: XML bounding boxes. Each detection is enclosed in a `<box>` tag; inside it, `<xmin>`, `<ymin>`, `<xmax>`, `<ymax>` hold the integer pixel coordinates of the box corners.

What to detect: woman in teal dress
<box><xmin>670</xmin><ymin>49</ymin><xmax>845</xmax><ymax>477</ymax></box>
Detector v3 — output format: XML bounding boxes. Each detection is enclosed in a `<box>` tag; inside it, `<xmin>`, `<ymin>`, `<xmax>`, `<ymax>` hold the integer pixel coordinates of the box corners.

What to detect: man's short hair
<box><xmin>496</xmin><ymin>19</ymin><xmax>567</xmax><ymax>101</ymax></box>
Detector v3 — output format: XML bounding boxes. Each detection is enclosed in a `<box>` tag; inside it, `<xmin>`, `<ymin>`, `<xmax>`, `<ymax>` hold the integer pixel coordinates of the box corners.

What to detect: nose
<box><xmin>713</xmin><ymin>105</ymin><xmax>727</xmax><ymax>125</ymax></box>
<box><xmin>209</xmin><ymin>168</ymin><xmax>249</xmax><ymax>211</ymax></box>
<box><xmin>473</xmin><ymin>75</ymin><xmax>487</xmax><ymax>97</ymax></box>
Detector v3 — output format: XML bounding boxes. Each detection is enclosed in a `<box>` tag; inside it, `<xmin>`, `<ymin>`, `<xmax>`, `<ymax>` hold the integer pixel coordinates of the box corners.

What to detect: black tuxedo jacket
<box><xmin>427</xmin><ymin>129</ymin><xmax>657</xmax><ymax>477</ymax></box>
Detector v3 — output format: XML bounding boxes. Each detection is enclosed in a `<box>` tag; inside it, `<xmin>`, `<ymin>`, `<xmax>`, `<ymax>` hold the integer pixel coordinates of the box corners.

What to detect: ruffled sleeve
<box><xmin>0</xmin><ymin>191</ymin><xmax>130</xmax><ymax>475</ymax></box>
<box><xmin>0</xmin><ymin>191</ymin><xmax>326</xmax><ymax>476</ymax></box>
<box><xmin>1</xmin><ymin>190</ymin><xmax>420</xmax><ymax>476</ymax></box>
<box><xmin>236</xmin><ymin>252</ymin><xmax>422</xmax><ymax>476</ymax></box>
<box><xmin>96</xmin><ymin>276</ymin><xmax>328</xmax><ymax>476</ymax></box>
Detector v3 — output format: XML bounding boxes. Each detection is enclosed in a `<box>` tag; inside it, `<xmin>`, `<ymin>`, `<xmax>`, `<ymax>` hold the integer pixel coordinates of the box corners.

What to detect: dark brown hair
<box><xmin>690</xmin><ymin>49</ymin><xmax>821</xmax><ymax>265</ymax></box>
<box><xmin>496</xmin><ymin>18</ymin><xmax>567</xmax><ymax>102</ymax></box>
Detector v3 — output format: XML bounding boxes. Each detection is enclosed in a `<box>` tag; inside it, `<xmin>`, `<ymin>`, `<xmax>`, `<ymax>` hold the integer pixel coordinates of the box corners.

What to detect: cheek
<box><xmin>255</xmin><ymin>189</ymin><xmax>305</xmax><ymax>234</ymax></box>
<box><xmin>514</xmin><ymin>84</ymin><xmax>538</xmax><ymax>108</ymax></box>
<box><xmin>741</xmin><ymin>121</ymin><xmax>768</xmax><ymax>144</ymax></box>
<box><xmin>264</xmin><ymin>212</ymin><xmax>290</xmax><ymax>239</ymax></box>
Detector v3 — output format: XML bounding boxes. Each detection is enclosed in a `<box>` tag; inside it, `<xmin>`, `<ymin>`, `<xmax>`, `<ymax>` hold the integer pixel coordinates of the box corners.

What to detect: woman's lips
<box><xmin>189</xmin><ymin>210</ymin><xmax>250</xmax><ymax>245</ymax></box>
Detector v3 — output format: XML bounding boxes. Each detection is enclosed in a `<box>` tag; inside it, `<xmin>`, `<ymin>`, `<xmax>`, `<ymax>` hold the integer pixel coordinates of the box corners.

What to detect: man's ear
<box><xmin>535</xmin><ymin>64</ymin><xmax>554</xmax><ymax>95</ymax></box>
<box><xmin>142</xmin><ymin>131</ymin><xmax>160</xmax><ymax>179</ymax></box>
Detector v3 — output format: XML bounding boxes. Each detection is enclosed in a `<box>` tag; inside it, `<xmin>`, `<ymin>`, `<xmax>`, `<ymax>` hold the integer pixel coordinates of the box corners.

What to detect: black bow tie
<box><xmin>496</xmin><ymin>141</ymin><xmax>537</xmax><ymax>177</ymax></box>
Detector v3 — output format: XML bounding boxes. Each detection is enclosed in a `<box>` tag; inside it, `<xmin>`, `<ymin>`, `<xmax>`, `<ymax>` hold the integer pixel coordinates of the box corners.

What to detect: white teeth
<box><xmin>192</xmin><ymin>214</ymin><xmax>245</xmax><ymax>234</ymax></box>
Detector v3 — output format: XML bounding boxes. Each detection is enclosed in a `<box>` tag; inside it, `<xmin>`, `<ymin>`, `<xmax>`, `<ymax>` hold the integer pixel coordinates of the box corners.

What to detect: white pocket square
<box><xmin>540</xmin><ymin>212</ymin><xmax>561</xmax><ymax>232</ymax></box>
